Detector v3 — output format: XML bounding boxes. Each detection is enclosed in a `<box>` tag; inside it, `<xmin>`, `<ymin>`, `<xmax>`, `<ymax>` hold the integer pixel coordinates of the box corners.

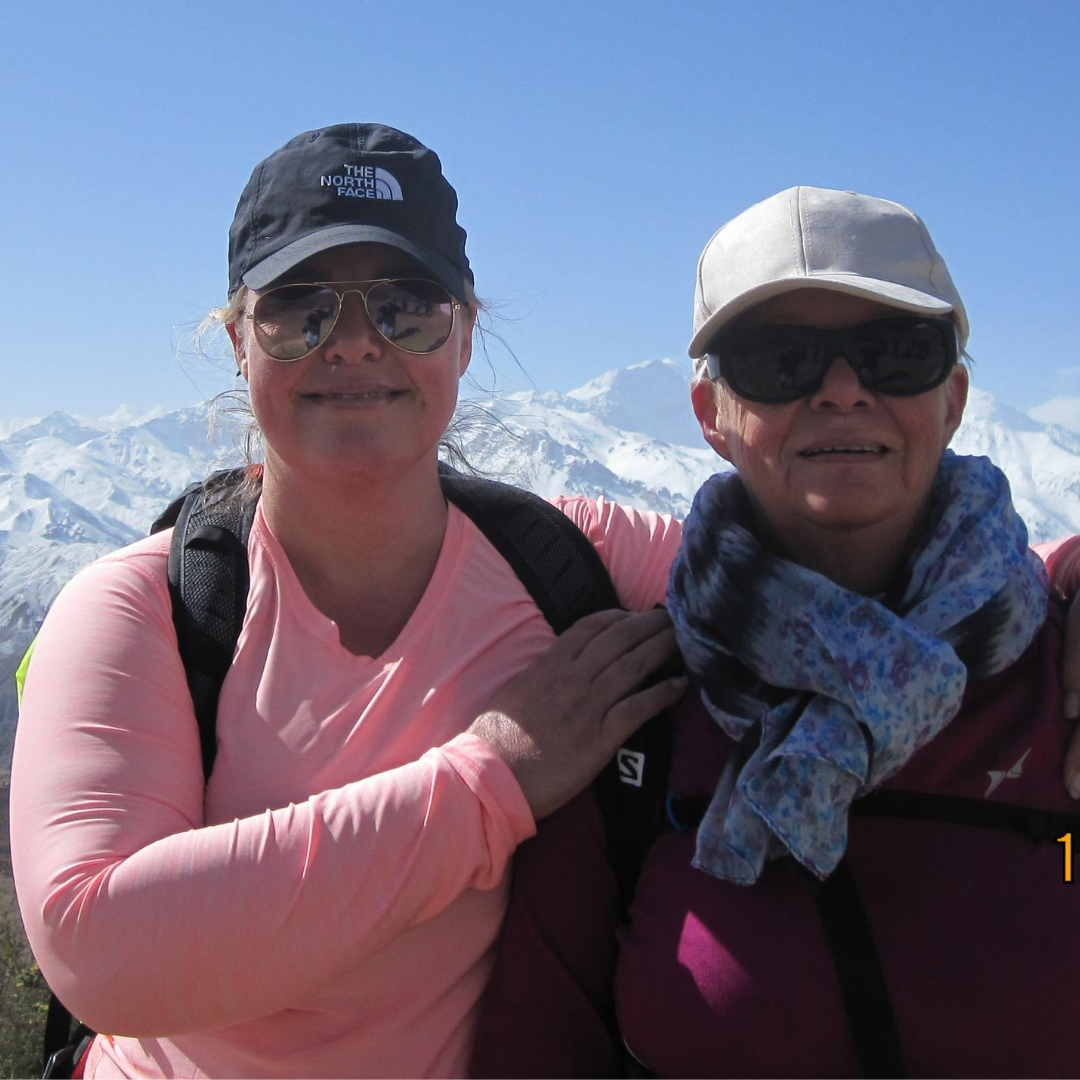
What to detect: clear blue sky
<box><xmin>3</xmin><ymin>0</ymin><xmax>1077</xmax><ymax>419</ymax></box>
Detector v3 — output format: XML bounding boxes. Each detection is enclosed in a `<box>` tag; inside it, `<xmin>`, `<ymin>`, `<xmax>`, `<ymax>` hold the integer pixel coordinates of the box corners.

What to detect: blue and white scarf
<box><xmin>667</xmin><ymin>451</ymin><xmax>1048</xmax><ymax>884</ymax></box>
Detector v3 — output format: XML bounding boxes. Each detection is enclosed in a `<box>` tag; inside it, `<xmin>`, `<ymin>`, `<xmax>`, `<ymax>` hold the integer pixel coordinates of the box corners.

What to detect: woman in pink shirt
<box><xmin>10</xmin><ymin>123</ymin><xmax>688</xmax><ymax>1078</ymax></box>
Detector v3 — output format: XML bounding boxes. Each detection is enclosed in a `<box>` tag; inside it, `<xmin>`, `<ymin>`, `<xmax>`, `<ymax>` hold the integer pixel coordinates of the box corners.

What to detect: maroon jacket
<box><xmin>473</xmin><ymin>610</ymin><xmax>1078</xmax><ymax>1078</ymax></box>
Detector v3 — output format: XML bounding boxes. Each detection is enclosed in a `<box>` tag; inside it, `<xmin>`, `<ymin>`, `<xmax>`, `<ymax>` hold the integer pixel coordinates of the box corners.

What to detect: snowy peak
<box><xmin>98</xmin><ymin>404</ymin><xmax>170</xmax><ymax>429</ymax></box>
<box><xmin>964</xmin><ymin>386</ymin><xmax>1046</xmax><ymax>434</ymax></box>
<box><xmin>562</xmin><ymin>358</ymin><xmax>701</xmax><ymax>446</ymax></box>
<box><xmin>5</xmin><ymin>411</ymin><xmax>107</xmax><ymax>448</ymax></box>
<box><xmin>462</xmin><ymin>362</ymin><xmax>716</xmax><ymax>517</ymax></box>
<box><xmin>952</xmin><ymin>386</ymin><xmax>1080</xmax><ymax>541</ymax></box>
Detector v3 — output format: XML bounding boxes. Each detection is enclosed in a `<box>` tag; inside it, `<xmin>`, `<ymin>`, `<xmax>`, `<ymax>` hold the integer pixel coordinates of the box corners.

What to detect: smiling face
<box><xmin>691</xmin><ymin>288</ymin><xmax>968</xmax><ymax>573</ymax></box>
<box><xmin>229</xmin><ymin>243</ymin><xmax>473</xmax><ymax>483</ymax></box>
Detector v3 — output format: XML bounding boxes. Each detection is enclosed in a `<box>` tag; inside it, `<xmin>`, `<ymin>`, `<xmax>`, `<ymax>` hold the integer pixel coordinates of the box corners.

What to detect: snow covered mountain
<box><xmin>3</xmin><ymin>360</ymin><xmax>1079</xmax><ymax>754</ymax></box>
<box><xmin>0</xmin><ymin>404</ymin><xmax>242</xmax><ymax>751</ymax></box>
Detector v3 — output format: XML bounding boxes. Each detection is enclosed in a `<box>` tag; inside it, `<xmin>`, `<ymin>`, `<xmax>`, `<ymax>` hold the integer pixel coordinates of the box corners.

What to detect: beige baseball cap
<box><xmin>688</xmin><ymin>186</ymin><xmax>968</xmax><ymax>364</ymax></box>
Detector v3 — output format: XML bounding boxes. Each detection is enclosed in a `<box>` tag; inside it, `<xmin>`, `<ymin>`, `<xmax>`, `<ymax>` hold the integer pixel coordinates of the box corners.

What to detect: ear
<box><xmin>227</xmin><ymin>320</ymin><xmax>248</xmax><ymax>381</ymax></box>
<box><xmin>942</xmin><ymin>363</ymin><xmax>969</xmax><ymax>446</ymax></box>
<box><xmin>690</xmin><ymin>376</ymin><xmax>731</xmax><ymax>461</ymax></box>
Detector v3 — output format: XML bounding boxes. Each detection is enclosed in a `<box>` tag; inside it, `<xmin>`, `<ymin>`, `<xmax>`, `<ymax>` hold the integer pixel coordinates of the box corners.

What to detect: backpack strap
<box><xmin>661</xmin><ymin>786</ymin><xmax>1080</xmax><ymax>840</ymax></box>
<box><xmin>436</xmin><ymin>465</ymin><xmax>621</xmax><ymax>630</ymax></box>
<box><xmin>852</xmin><ymin>789</ymin><xmax>1080</xmax><ymax>840</ymax></box>
<box><xmin>159</xmin><ymin>467</ymin><xmax>257</xmax><ymax>780</ymax></box>
<box><xmin>42</xmin><ymin>1022</ymin><xmax>93</xmax><ymax>1079</ymax></box>
<box><xmin>593</xmin><ymin>704</ymin><xmax>676</xmax><ymax>909</ymax></box>
<box><xmin>436</xmin><ymin>466</ymin><xmax>679</xmax><ymax>908</ymax></box>
<box><xmin>814</xmin><ymin>858</ymin><xmax>907</xmax><ymax>1079</ymax></box>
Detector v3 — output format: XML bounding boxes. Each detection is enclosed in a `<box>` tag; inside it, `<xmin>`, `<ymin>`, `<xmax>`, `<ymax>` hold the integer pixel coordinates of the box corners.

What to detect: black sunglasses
<box><xmin>705</xmin><ymin>316</ymin><xmax>958</xmax><ymax>404</ymax></box>
<box><xmin>246</xmin><ymin>278</ymin><xmax>465</xmax><ymax>361</ymax></box>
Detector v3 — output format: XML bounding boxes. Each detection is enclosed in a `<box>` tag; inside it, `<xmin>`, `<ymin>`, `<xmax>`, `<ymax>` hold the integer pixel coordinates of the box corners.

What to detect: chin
<box><xmin>800</xmin><ymin>495</ymin><xmax>895</xmax><ymax>532</ymax></box>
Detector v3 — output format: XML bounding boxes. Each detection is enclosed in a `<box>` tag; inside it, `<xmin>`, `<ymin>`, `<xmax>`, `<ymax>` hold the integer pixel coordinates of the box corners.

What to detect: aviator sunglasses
<box><xmin>705</xmin><ymin>316</ymin><xmax>958</xmax><ymax>404</ymax></box>
<box><xmin>246</xmin><ymin>278</ymin><xmax>465</xmax><ymax>361</ymax></box>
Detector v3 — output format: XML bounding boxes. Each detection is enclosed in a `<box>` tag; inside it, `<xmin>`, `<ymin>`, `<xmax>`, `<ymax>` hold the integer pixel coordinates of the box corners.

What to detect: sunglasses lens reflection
<box><xmin>852</xmin><ymin>323</ymin><xmax>950</xmax><ymax>393</ymax></box>
<box><xmin>369</xmin><ymin>280</ymin><xmax>456</xmax><ymax>354</ymax></box>
<box><xmin>255</xmin><ymin>286</ymin><xmax>340</xmax><ymax>361</ymax></box>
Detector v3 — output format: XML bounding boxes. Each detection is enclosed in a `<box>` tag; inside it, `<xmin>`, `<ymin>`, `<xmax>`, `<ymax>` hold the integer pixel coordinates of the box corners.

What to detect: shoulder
<box><xmin>21</xmin><ymin>530</ymin><xmax>185</xmax><ymax>737</ymax></box>
<box><xmin>42</xmin><ymin>530</ymin><xmax>173</xmax><ymax>638</ymax></box>
<box><xmin>1033</xmin><ymin>535</ymin><xmax>1080</xmax><ymax>598</ymax></box>
<box><xmin>549</xmin><ymin>496</ymin><xmax>684</xmax><ymax>611</ymax></box>
<box><xmin>69</xmin><ymin>528</ymin><xmax>171</xmax><ymax>590</ymax></box>
<box><xmin>549</xmin><ymin>494</ymin><xmax>680</xmax><ymax>540</ymax></box>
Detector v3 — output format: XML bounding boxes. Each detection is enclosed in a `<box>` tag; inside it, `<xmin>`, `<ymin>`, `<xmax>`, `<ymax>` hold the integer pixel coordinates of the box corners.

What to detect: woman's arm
<box><xmin>12</xmin><ymin>539</ymin><xmax>683</xmax><ymax>1038</ymax></box>
<box><xmin>553</xmin><ymin>496</ymin><xmax>684</xmax><ymax>611</ymax></box>
<box><xmin>10</xmin><ymin>549</ymin><xmax>534</xmax><ymax>1037</ymax></box>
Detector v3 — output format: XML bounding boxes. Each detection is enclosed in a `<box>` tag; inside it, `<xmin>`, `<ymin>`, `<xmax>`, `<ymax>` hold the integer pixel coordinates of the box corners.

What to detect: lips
<box><xmin>798</xmin><ymin>444</ymin><xmax>888</xmax><ymax>458</ymax></box>
<box><xmin>301</xmin><ymin>388</ymin><xmax>408</xmax><ymax>402</ymax></box>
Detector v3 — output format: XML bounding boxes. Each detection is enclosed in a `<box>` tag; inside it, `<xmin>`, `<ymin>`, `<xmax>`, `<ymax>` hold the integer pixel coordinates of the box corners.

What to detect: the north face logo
<box><xmin>320</xmin><ymin>164</ymin><xmax>403</xmax><ymax>200</ymax></box>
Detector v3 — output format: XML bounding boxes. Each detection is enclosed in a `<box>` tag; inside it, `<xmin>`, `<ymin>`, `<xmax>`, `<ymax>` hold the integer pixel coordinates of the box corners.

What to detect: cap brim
<box><xmin>688</xmin><ymin>275</ymin><xmax>963</xmax><ymax>359</ymax></box>
<box><xmin>241</xmin><ymin>224</ymin><xmax>470</xmax><ymax>302</ymax></box>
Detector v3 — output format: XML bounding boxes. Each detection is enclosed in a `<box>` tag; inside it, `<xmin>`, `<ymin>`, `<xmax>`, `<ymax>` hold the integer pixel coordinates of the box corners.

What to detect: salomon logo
<box><xmin>617</xmin><ymin>748</ymin><xmax>645</xmax><ymax>787</ymax></box>
<box><xmin>320</xmin><ymin>164</ymin><xmax>404</xmax><ymax>199</ymax></box>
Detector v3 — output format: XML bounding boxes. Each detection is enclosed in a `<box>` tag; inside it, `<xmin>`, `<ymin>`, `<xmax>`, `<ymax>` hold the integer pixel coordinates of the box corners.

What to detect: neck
<box><xmin>258</xmin><ymin>453</ymin><xmax>449</xmax><ymax>653</ymax></box>
<box><xmin>753</xmin><ymin>507</ymin><xmax>930</xmax><ymax>597</ymax></box>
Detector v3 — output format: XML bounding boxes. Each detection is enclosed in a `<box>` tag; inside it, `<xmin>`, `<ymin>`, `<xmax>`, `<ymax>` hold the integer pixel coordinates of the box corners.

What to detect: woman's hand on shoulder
<box><xmin>468</xmin><ymin>608</ymin><xmax>687</xmax><ymax>820</ymax></box>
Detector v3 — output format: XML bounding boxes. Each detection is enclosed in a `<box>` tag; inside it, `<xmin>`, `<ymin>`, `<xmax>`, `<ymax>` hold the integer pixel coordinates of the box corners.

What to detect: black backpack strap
<box><xmin>42</xmin><ymin>1018</ymin><xmax>92</xmax><ymax>1079</ymax></box>
<box><xmin>814</xmin><ymin>791</ymin><xmax>1080</xmax><ymax>1080</ymax></box>
<box><xmin>166</xmin><ymin>465</ymin><xmax>617</xmax><ymax>780</ymax></box>
<box><xmin>662</xmin><ymin>787</ymin><xmax>1080</xmax><ymax>842</ymax></box>
<box><xmin>592</xmin><ymin>703</ymin><xmax>675</xmax><ymax>909</ymax></box>
<box><xmin>436</xmin><ymin>466</ymin><xmax>676</xmax><ymax>910</ymax></box>
<box><xmin>437</xmin><ymin>466</ymin><xmax>621</xmax><ymax>631</ymax></box>
<box><xmin>815</xmin><ymin>859</ymin><xmax>907</xmax><ymax>1079</ymax></box>
<box><xmin>164</xmin><ymin>468</ymin><xmax>258</xmax><ymax>779</ymax></box>
<box><xmin>42</xmin><ymin>996</ymin><xmax>77</xmax><ymax>1076</ymax></box>
<box><xmin>853</xmin><ymin>789</ymin><xmax>1080</xmax><ymax>840</ymax></box>
<box><xmin>149</xmin><ymin>478</ymin><xmax>204</xmax><ymax>534</ymax></box>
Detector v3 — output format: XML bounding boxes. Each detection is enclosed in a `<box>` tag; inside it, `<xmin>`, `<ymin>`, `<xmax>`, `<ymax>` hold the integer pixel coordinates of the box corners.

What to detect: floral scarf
<box><xmin>666</xmin><ymin>451</ymin><xmax>1048</xmax><ymax>884</ymax></box>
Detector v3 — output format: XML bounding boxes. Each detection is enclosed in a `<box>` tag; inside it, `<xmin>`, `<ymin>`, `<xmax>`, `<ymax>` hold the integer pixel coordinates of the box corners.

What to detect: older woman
<box><xmin>474</xmin><ymin>187</ymin><xmax>1080</xmax><ymax>1078</ymax></box>
<box><xmin>10</xmin><ymin>124</ymin><xmax>688</xmax><ymax>1079</ymax></box>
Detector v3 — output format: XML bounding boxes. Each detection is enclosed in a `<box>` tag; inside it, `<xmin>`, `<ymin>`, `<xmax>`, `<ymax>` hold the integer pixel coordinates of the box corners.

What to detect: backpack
<box><xmin>37</xmin><ymin>464</ymin><xmax>673</xmax><ymax>1077</ymax></box>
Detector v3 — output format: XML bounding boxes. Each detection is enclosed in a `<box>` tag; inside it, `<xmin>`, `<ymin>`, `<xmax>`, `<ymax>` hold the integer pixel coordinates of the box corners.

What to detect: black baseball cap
<box><xmin>227</xmin><ymin>123</ymin><xmax>473</xmax><ymax>301</ymax></box>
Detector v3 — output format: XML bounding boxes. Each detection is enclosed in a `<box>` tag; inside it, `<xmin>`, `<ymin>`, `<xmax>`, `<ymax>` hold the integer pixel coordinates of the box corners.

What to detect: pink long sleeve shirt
<box><xmin>11</xmin><ymin>497</ymin><xmax>681</xmax><ymax>1079</ymax></box>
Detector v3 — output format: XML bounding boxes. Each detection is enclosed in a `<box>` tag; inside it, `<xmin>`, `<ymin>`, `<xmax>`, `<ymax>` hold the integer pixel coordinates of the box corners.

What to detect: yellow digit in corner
<box><xmin>1058</xmin><ymin>832</ymin><xmax>1073</xmax><ymax>883</ymax></box>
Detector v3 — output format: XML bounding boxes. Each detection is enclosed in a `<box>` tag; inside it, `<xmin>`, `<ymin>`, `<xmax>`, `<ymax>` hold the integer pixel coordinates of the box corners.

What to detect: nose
<box><xmin>808</xmin><ymin>354</ymin><xmax>874</xmax><ymax>411</ymax></box>
<box><xmin>321</xmin><ymin>292</ymin><xmax>383</xmax><ymax>365</ymax></box>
